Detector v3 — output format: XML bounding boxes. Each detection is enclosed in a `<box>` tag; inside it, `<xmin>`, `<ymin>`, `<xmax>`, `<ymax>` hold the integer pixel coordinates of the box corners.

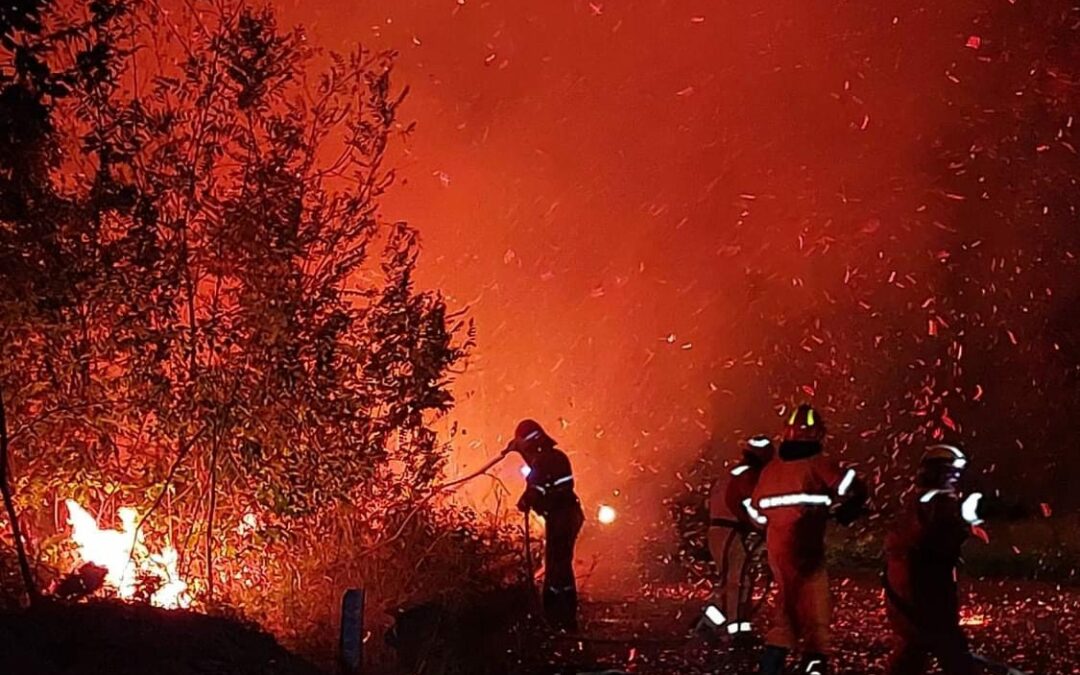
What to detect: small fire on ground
<box><xmin>960</xmin><ymin>610</ymin><xmax>989</xmax><ymax>627</ymax></box>
<box><xmin>65</xmin><ymin>499</ymin><xmax>191</xmax><ymax>609</ymax></box>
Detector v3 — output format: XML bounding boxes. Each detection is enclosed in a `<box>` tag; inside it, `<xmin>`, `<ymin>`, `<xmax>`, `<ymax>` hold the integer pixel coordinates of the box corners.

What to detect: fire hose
<box><xmin>523</xmin><ymin>511</ymin><xmax>537</xmax><ymax>599</ymax></box>
<box><xmin>432</xmin><ymin>449</ymin><xmax>511</xmax><ymax>491</ymax></box>
<box><xmin>437</xmin><ymin>449</ymin><xmax>540</xmax><ymax>608</ymax></box>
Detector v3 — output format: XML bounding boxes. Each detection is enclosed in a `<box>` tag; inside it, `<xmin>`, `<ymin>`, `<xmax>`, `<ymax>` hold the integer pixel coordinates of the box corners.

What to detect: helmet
<box><xmin>744</xmin><ymin>435</ymin><xmax>775</xmax><ymax>464</ymax></box>
<box><xmin>514</xmin><ymin>419</ymin><xmax>554</xmax><ymax>446</ymax></box>
<box><xmin>921</xmin><ymin>444</ymin><xmax>967</xmax><ymax>469</ymax></box>
<box><xmin>783</xmin><ymin>404</ymin><xmax>825</xmax><ymax>443</ymax></box>
<box><xmin>917</xmin><ymin>444</ymin><xmax>967</xmax><ymax>488</ymax></box>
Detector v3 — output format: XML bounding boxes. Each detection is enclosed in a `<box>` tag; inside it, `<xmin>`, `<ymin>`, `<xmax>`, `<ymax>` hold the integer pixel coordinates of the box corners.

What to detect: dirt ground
<box><xmin>0</xmin><ymin>575</ymin><xmax>1073</xmax><ymax>674</ymax></box>
<box><xmin>515</xmin><ymin>575</ymin><xmax>1077</xmax><ymax>674</ymax></box>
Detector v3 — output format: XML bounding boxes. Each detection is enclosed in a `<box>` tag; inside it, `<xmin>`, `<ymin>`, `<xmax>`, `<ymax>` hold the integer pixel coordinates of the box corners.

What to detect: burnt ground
<box><xmin>515</xmin><ymin>575</ymin><xmax>1078</xmax><ymax>674</ymax></box>
<box><xmin>0</xmin><ymin>576</ymin><xmax>1074</xmax><ymax>674</ymax></box>
<box><xmin>0</xmin><ymin>600</ymin><xmax>323</xmax><ymax>675</ymax></box>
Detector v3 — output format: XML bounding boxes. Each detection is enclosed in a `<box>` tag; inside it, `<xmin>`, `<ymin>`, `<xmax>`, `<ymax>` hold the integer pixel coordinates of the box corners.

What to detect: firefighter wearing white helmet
<box><xmin>883</xmin><ymin>444</ymin><xmax>1000</xmax><ymax>675</ymax></box>
<box><xmin>703</xmin><ymin>435</ymin><xmax>774</xmax><ymax>642</ymax></box>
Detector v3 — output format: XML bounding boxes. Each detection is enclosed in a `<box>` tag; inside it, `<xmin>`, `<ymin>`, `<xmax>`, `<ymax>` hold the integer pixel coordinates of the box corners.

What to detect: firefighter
<box><xmin>504</xmin><ymin>419</ymin><xmax>585</xmax><ymax>631</ymax></box>
<box><xmin>704</xmin><ymin>434</ymin><xmax>774</xmax><ymax>640</ymax></box>
<box><xmin>883</xmin><ymin>444</ymin><xmax>1019</xmax><ymax>675</ymax></box>
<box><xmin>750</xmin><ymin>404</ymin><xmax>867</xmax><ymax>675</ymax></box>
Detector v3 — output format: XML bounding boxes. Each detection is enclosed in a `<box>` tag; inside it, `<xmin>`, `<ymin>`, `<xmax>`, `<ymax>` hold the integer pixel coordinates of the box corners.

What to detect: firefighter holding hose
<box><xmin>751</xmin><ymin>404</ymin><xmax>867</xmax><ymax>675</ymax></box>
<box><xmin>504</xmin><ymin>419</ymin><xmax>585</xmax><ymax>631</ymax></box>
<box><xmin>704</xmin><ymin>434</ymin><xmax>774</xmax><ymax>641</ymax></box>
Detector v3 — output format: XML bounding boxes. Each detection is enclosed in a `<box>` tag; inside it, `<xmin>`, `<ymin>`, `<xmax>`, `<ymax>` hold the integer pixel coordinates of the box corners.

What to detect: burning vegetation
<box><xmin>63</xmin><ymin>500</ymin><xmax>190</xmax><ymax>609</ymax></box>
<box><xmin>0</xmin><ymin>0</ymin><xmax>515</xmax><ymax>660</ymax></box>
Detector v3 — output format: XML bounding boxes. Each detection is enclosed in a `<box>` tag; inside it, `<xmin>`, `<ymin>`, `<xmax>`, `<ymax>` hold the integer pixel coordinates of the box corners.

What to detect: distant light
<box><xmin>520</xmin><ymin>465</ymin><xmax>531</xmax><ymax>478</ymax></box>
<box><xmin>704</xmin><ymin>605</ymin><xmax>726</xmax><ymax>626</ymax></box>
<box><xmin>597</xmin><ymin>504</ymin><xmax>617</xmax><ymax>524</ymax></box>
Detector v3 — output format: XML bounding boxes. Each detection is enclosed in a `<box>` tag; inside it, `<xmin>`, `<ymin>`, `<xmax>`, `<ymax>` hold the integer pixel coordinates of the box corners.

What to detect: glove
<box><xmin>501</xmin><ymin>439</ymin><xmax>518</xmax><ymax>456</ymax></box>
<box><xmin>833</xmin><ymin>501</ymin><xmax>865</xmax><ymax>526</ymax></box>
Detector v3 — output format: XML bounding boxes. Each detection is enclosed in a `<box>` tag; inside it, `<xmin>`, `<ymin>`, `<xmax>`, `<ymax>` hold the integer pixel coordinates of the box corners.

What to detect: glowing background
<box><xmin>274</xmin><ymin>0</ymin><xmax>1079</xmax><ymax>550</ymax></box>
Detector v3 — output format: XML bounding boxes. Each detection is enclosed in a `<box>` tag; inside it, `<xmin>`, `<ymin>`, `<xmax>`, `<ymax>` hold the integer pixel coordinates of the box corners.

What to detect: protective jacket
<box><xmin>751</xmin><ymin>441</ymin><xmax>863</xmax><ymax>573</ymax></box>
<box><xmin>711</xmin><ymin>460</ymin><xmax>764</xmax><ymax>530</ymax></box>
<box><xmin>519</xmin><ymin>447</ymin><xmax>580</xmax><ymax>516</ymax></box>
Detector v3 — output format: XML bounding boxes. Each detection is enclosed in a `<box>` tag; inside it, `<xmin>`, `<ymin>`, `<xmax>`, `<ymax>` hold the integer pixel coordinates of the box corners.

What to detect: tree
<box><xmin>1</xmin><ymin>0</ymin><xmax>474</xmax><ymax>622</ymax></box>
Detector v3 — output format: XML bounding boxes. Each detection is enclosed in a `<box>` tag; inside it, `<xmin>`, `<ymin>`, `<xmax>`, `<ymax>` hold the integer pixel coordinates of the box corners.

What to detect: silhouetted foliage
<box><xmin>0</xmin><ymin>0</ymin><xmax>490</xmax><ymax>642</ymax></box>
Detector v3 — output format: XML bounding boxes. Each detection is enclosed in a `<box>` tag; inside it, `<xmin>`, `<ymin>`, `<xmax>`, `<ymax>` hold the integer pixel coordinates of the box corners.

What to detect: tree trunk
<box><xmin>0</xmin><ymin>385</ymin><xmax>39</xmax><ymax>605</ymax></box>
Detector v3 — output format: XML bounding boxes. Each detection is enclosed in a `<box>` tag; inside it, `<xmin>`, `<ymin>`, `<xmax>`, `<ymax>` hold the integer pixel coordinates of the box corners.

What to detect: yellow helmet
<box><xmin>783</xmin><ymin>404</ymin><xmax>825</xmax><ymax>443</ymax></box>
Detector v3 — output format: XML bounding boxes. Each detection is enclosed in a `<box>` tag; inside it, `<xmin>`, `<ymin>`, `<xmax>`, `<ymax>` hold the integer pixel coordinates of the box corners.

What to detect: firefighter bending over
<box><xmin>751</xmin><ymin>404</ymin><xmax>867</xmax><ymax>675</ymax></box>
<box><xmin>884</xmin><ymin>444</ymin><xmax>1025</xmax><ymax>675</ymax></box>
<box><xmin>505</xmin><ymin>419</ymin><xmax>585</xmax><ymax>631</ymax></box>
<box><xmin>705</xmin><ymin>434</ymin><xmax>773</xmax><ymax>640</ymax></box>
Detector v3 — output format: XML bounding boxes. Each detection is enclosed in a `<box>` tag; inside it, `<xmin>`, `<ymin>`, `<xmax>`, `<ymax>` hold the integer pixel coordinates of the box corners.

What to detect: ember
<box><xmin>65</xmin><ymin>500</ymin><xmax>191</xmax><ymax>609</ymax></box>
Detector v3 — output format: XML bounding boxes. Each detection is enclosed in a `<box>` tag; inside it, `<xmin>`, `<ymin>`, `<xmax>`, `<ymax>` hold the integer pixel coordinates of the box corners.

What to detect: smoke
<box><xmin>279</xmin><ymin>0</ymin><xmax>1080</xmax><ymax>579</ymax></box>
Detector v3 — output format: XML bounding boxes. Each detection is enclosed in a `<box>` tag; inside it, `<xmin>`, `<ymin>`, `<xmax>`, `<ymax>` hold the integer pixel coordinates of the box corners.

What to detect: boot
<box><xmin>564</xmin><ymin>589</ymin><xmax>579</xmax><ymax>631</ymax></box>
<box><xmin>760</xmin><ymin>645</ymin><xmax>789</xmax><ymax>675</ymax></box>
<box><xmin>556</xmin><ymin>589</ymin><xmax>579</xmax><ymax>632</ymax></box>
<box><xmin>732</xmin><ymin>630</ymin><xmax>761</xmax><ymax>650</ymax></box>
<box><xmin>801</xmin><ymin>653</ymin><xmax>829</xmax><ymax>675</ymax></box>
<box><xmin>543</xmin><ymin>587</ymin><xmax>578</xmax><ymax>632</ymax></box>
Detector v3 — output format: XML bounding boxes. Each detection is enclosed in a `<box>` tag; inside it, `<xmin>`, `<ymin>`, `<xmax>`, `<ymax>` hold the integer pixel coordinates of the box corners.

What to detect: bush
<box><xmin>0</xmin><ymin>0</ymin><xmax>512</xmax><ymax>661</ymax></box>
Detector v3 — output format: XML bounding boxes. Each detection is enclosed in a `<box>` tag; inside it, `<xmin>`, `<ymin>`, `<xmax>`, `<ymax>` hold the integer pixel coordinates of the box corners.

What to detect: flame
<box><xmin>65</xmin><ymin>500</ymin><xmax>191</xmax><ymax>609</ymax></box>
<box><xmin>960</xmin><ymin>611</ymin><xmax>988</xmax><ymax>627</ymax></box>
<box><xmin>597</xmin><ymin>504</ymin><xmax>617</xmax><ymax>524</ymax></box>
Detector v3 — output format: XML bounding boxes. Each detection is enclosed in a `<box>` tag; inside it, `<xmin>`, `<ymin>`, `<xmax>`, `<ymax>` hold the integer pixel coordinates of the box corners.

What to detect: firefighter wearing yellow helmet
<box><xmin>751</xmin><ymin>404</ymin><xmax>867</xmax><ymax>675</ymax></box>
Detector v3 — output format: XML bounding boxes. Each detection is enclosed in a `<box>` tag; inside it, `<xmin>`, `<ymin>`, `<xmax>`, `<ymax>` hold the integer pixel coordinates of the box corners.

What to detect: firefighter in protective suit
<box><xmin>705</xmin><ymin>435</ymin><xmax>774</xmax><ymax>639</ymax></box>
<box><xmin>884</xmin><ymin>445</ymin><xmax>1023</xmax><ymax>675</ymax></box>
<box><xmin>505</xmin><ymin>419</ymin><xmax>585</xmax><ymax>631</ymax></box>
<box><xmin>751</xmin><ymin>404</ymin><xmax>867</xmax><ymax>675</ymax></box>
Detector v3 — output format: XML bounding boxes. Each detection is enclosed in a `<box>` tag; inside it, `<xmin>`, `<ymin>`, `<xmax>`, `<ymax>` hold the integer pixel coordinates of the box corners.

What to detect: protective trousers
<box><xmin>543</xmin><ymin>505</ymin><xmax>584</xmax><ymax>630</ymax></box>
<box><xmin>884</xmin><ymin>567</ymin><xmax>977</xmax><ymax>675</ymax></box>
<box><xmin>707</xmin><ymin>526</ymin><xmax>750</xmax><ymax>624</ymax></box>
<box><xmin>885</xmin><ymin>602</ymin><xmax>977</xmax><ymax>675</ymax></box>
<box><xmin>765</xmin><ymin>545</ymin><xmax>831</xmax><ymax>655</ymax></box>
